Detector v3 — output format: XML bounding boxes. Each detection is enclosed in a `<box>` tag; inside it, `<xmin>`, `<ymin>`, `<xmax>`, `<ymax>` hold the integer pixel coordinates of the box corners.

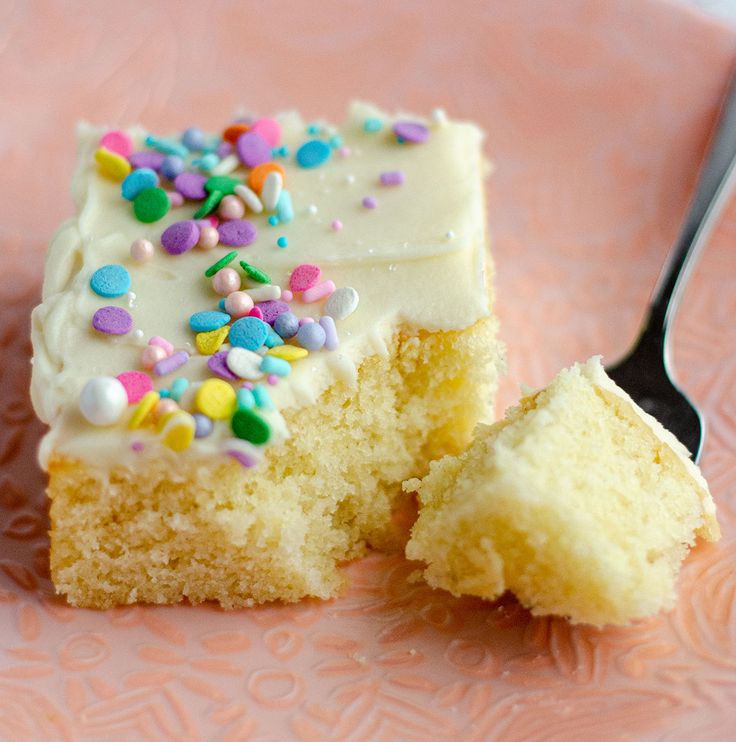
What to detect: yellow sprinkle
<box><xmin>195</xmin><ymin>378</ymin><xmax>236</xmax><ymax>419</ymax></box>
<box><xmin>95</xmin><ymin>147</ymin><xmax>132</xmax><ymax>181</ymax></box>
<box><xmin>160</xmin><ymin>411</ymin><xmax>195</xmax><ymax>452</ymax></box>
<box><xmin>155</xmin><ymin>409</ymin><xmax>179</xmax><ymax>432</ymax></box>
<box><xmin>128</xmin><ymin>391</ymin><xmax>160</xmax><ymax>429</ymax></box>
<box><xmin>266</xmin><ymin>345</ymin><xmax>309</xmax><ymax>362</ymax></box>
<box><xmin>196</xmin><ymin>326</ymin><xmax>230</xmax><ymax>355</ymax></box>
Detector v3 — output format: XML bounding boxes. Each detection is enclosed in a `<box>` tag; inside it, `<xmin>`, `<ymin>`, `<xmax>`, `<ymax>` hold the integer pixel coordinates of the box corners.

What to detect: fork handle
<box><xmin>647</xmin><ymin>66</ymin><xmax>736</xmax><ymax>343</ymax></box>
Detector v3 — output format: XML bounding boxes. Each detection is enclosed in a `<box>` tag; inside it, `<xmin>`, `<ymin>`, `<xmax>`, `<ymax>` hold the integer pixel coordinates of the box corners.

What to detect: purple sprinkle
<box><xmin>392</xmin><ymin>121</ymin><xmax>430</xmax><ymax>144</ymax></box>
<box><xmin>380</xmin><ymin>170</ymin><xmax>405</xmax><ymax>186</ymax></box>
<box><xmin>129</xmin><ymin>151</ymin><xmax>165</xmax><ymax>170</ymax></box>
<box><xmin>153</xmin><ymin>351</ymin><xmax>189</xmax><ymax>377</ymax></box>
<box><xmin>236</xmin><ymin>131</ymin><xmax>272</xmax><ymax>168</ymax></box>
<box><xmin>217</xmin><ymin>219</ymin><xmax>257</xmax><ymax>247</ymax></box>
<box><xmin>192</xmin><ymin>413</ymin><xmax>213</xmax><ymax>438</ymax></box>
<box><xmin>208</xmin><ymin>351</ymin><xmax>239</xmax><ymax>381</ymax></box>
<box><xmin>131</xmin><ymin>441</ymin><xmax>144</xmax><ymax>452</ymax></box>
<box><xmin>227</xmin><ymin>449</ymin><xmax>258</xmax><ymax>468</ymax></box>
<box><xmin>216</xmin><ymin>141</ymin><xmax>233</xmax><ymax>158</ymax></box>
<box><xmin>174</xmin><ymin>172</ymin><xmax>207</xmax><ymax>200</ymax></box>
<box><xmin>362</xmin><ymin>196</ymin><xmax>377</xmax><ymax>209</ymax></box>
<box><xmin>161</xmin><ymin>220</ymin><xmax>200</xmax><ymax>255</ymax></box>
<box><xmin>92</xmin><ymin>306</ymin><xmax>133</xmax><ymax>335</ymax></box>
<box><xmin>267</xmin><ymin>374</ymin><xmax>279</xmax><ymax>386</ymax></box>
<box><xmin>255</xmin><ymin>300</ymin><xmax>289</xmax><ymax>325</ymax></box>
<box><xmin>319</xmin><ymin>315</ymin><xmax>339</xmax><ymax>350</ymax></box>
<box><xmin>242</xmin><ymin>381</ymin><xmax>254</xmax><ymax>390</ymax></box>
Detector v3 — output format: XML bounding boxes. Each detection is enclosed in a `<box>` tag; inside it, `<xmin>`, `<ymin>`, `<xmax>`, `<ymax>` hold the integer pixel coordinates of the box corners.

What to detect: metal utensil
<box><xmin>606</xmin><ymin>68</ymin><xmax>736</xmax><ymax>463</ymax></box>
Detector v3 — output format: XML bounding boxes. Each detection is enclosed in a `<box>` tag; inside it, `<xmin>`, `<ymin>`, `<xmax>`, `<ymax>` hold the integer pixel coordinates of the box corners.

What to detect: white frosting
<box><xmin>30</xmin><ymin>102</ymin><xmax>491</xmax><ymax>470</ymax></box>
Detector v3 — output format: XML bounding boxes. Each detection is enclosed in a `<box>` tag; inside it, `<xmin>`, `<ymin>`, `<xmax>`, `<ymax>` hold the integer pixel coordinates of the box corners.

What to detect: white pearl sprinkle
<box><xmin>432</xmin><ymin>107</ymin><xmax>448</xmax><ymax>126</ymax></box>
<box><xmin>345</xmin><ymin>174</ymin><xmax>355</xmax><ymax>185</ymax></box>
<box><xmin>445</xmin><ymin>230</ymin><xmax>455</xmax><ymax>239</ymax></box>
<box><xmin>307</xmin><ymin>204</ymin><xmax>318</xmax><ymax>216</ymax></box>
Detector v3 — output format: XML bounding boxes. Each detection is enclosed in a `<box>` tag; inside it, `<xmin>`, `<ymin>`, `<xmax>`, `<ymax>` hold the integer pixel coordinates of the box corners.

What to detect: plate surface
<box><xmin>1</xmin><ymin>1</ymin><xmax>736</xmax><ymax>738</ymax></box>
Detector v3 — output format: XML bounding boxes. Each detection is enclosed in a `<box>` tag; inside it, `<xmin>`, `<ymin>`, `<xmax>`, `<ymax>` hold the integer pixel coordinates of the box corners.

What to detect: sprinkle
<box><xmin>276</xmin><ymin>190</ymin><xmax>294</xmax><ymax>223</ymax></box>
<box><xmin>205</xmin><ymin>251</ymin><xmax>239</xmax><ymax>277</ymax></box>
<box><xmin>121</xmin><ymin>168</ymin><xmax>159</xmax><ymax>201</ymax></box>
<box><xmin>302</xmin><ymin>279</ymin><xmax>336</xmax><ymax>304</ymax></box>
<box><xmin>252</xmin><ymin>385</ymin><xmax>274</xmax><ymax>410</ymax></box>
<box><xmin>225</xmin><ymin>439</ymin><xmax>262</xmax><ymax>467</ymax></box>
<box><xmin>226</xmin><ymin>347</ymin><xmax>265</xmax><ymax>380</ymax></box>
<box><xmin>296</xmin><ymin>140</ymin><xmax>331</xmax><ymax>169</ymax></box>
<box><xmin>299</xmin><ymin>317</ymin><xmax>315</xmax><ymax>326</ymax></box>
<box><xmin>245</xmin><ymin>284</ymin><xmax>281</xmax><ymax>302</ymax></box>
<box><xmin>141</xmin><ymin>345</ymin><xmax>167</xmax><ymax>369</ymax></box>
<box><xmin>273</xmin><ymin>311</ymin><xmax>299</xmax><ymax>339</ymax></box>
<box><xmin>133</xmin><ymin>187</ymin><xmax>170</xmax><ymax>223</ymax></box>
<box><xmin>190</xmin><ymin>310</ymin><xmax>231</xmax><ymax>332</ymax></box>
<box><xmin>231</xmin><ymin>408</ymin><xmax>271</xmax><ymax>444</ymax></box>
<box><xmin>229</xmin><ymin>316</ymin><xmax>269</xmax><ymax>351</ymax></box>
<box><xmin>223</xmin><ymin>123</ymin><xmax>250</xmax><ymax>144</ymax></box>
<box><xmin>307</xmin><ymin>204</ymin><xmax>318</xmax><ymax>216</ymax></box>
<box><xmin>193</xmin><ymin>413</ymin><xmax>213</xmax><ymax>438</ymax></box>
<box><xmin>392</xmin><ymin>121</ymin><xmax>430</xmax><ymax>143</ymax></box>
<box><xmin>145</xmin><ymin>135</ymin><xmax>188</xmax><ymax>158</ymax></box>
<box><xmin>195</xmin><ymin>378</ymin><xmax>237</xmax><ymax>419</ymax></box>
<box><xmin>267</xmin><ymin>345</ymin><xmax>308</xmax><ymax>362</ymax></box>
<box><xmin>329</xmin><ymin>135</ymin><xmax>343</xmax><ymax>149</ymax></box>
<box><xmin>289</xmin><ymin>263</ymin><xmax>321</xmax><ymax>292</ymax></box>
<box><xmin>260</xmin><ymin>355</ymin><xmax>290</xmax><ymax>377</ymax></box>
<box><xmin>362</xmin><ymin>196</ymin><xmax>377</xmax><ymax>209</ymax></box>
<box><xmin>90</xmin><ymin>264</ymin><xmax>131</xmax><ymax>298</ymax></box>
<box><xmin>248</xmin><ymin>306</ymin><xmax>264</xmax><ymax>320</ymax></box>
<box><xmin>131</xmin><ymin>441</ymin><xmax>144</xmax><ymax>452</ymax></box>
<box><xmin>338</xmin><ymin>146</ymin><xmax>351</xmax><ymax>158</ymax></box>
<box><xmin>431</xmin><ymin>107</ymin><xmax>448</xmax><ymax>125</ymax></box>
<box><xmin>319</xmin><ymin>315</ymin><xmax>339</xmax><ymax>350</ymax></box>
<box><xmin>261</xmin><ymin>171</ymin><xmax>283</xmax><ymax>211</ymax></box>
<box><xmin>130</xmin><ymin>238</ymin><xmax>154</xmax><ymax>262</ymax></box>
<box><xmin>154</xmin><ymin>351</ymin><xmax>189</xmax><ymax>377</ymax></box>
<box><xmin>217</xmin><ymin>219</ymin><xmax>258</xmax><ymax>247</ymax></box>
<box><xmin>331</xmin><ymin>220</ymin><xmax>343</xmax><ymax>231</ymax></box>
<box><xmin>175</xmin><ymin>172</ymin><xmax>207</xmax><ymax>200</ymax></box>
<box><xmin>99</xmin><ymin>130</ymin><xmax>133</xmax><ymax>158</ymax></box>
<box><xmin>306</xmin><ymin>123</ymin><xmax>321</xmax><ymax>135</ymax></box>
<box><xmin>296</xmin><ymin>322</ymin><xmax>326</xmax><ymax>351</ymax></box>
<box><xmin>237</xmin><ymin>387</ymin><xmax>255</xmax><ymax>410</ymax></box>
<box><xmin>363</xmin><ymin>118</ymin><xmax>383</xmax><ymax>133</ymax></box>
<box><xmin>345</xmin><ymin>174</ymin><xmax>355</xmax><ymax>185</ymax></box>
<box><xmin>236</xmin><ymin>131</ymin><xmax>272</xmax><ymax>168</ymax></box>
<box><xmin>251</xmin><ymin>117</ymin><xmax>282</xmax><ymax>147</ymax></box>
<box><xmin>324</xmin><ymin>286</ymin><xmax>360</xmax><ymax>320</ymax></box>
<box><xmin>212</xmin><ymin>267</ymin><xmax>241</xmax><ymax>296</ymax></box>
<box><xmin>95</xmin><ymin>148</ymin><xmax>131</xmax><ymax>181</ymax></box>
<box><xmin>92</xmin><ymin>306</ymin><xmax>133</xmax><ymax>335</ymax></box>
<box><xmin>276</xmin><ymin>236</ymin><xmax>288</xmax><ymax>248</ymax></box>
<box><xmin>168</xmin><ymin>191</ymin><xmax>185</xmax><ymax>207</ymax></box>
<box><xmin>195</xmin><ymin>325</ymin><xmax>230</xmax><ymax>355</ymax></box>
<box><xmin>234</xmin><ymin>184</ymin><xmax>263</xmax><ymax>213</ymax></box>
<box><xmin>170</xmin><ymin>377</ymin><xmax>190</xmax><ymax>402</ymax></box>
<box><xmin>208</xmin><ymin>350</ymin><xmax>239</xmax><ymax>381</ymax></box>
<box><xmin>129</xmin><ymin>151</ymin><xmax>165</xmax><ymax>171</ymax></box>
<box><xmin>255</xmin><ymin>300</ymin><xmax>289</xmax><ymax>325</ymax></box>
<box><xmin>224</xmin><ymin>291</ymin><xmax>254</xmax><ymax>318</ymax></box>
<box><xmin>268</xmin><ymin>215</ymin><xmax>279</xmax><ymax>226</ymax></box>
<box><xmin>128</xmin><ymin>390</ymin><xmax>160</xmax><ymax>429</ymax></box>
<box><xmin>380</xmin><ymin>170</ymin><xmax>405</xmax><ymax>186</ymax></box>
<box><xmin>193</xmin><ymin>190</ymin><xmax>224</xmax><ymax>219</ymax></box>
<box><xmin>181</xmin><ymin>127</ymin><xmax>206</xmax><ymax>151</ymax></box>
<box><xmin>248</xmin><ymin>162</ymin><xmax>286</xmax><ymax>194</ymax></box>
<box><xmin>210</xmin><ymin>153</ymin><xmax>240</xmax><ymax>176</ymax></box>
<box><xmin>161</xmin><ymin>155</ymin><xmax>185</xmax><ymax>181</ymax></box>
<box><xmin>160</xmin><ymin>411</ymin><xmax>196</xmax><ymax>451</ymax></box>
<box><xmin>132</xmin><ymin>329</ymin><xmax>145</xmax><ymax>342</ymax></box>
<box><xmin>161</xmin><ymin>220</ymin><xmax>200</xmax><ymax>255</ymax></box>
<box><xmin>239</xmin><ymin>261</ymin><xmax>271</xmax><ymax>284</ymax></box>
<box><xmin>78</xmin><ymin>377</ymin><xmax>128</xmax><ymax>425</ymax></box>
<box><xmin>264</xmin><ymin>325</ymin><xmax>284</xmax><ymax>348</ymax></box>
<box><xmin>267</xmin><ymin>374</ymin><xmax>279</xmax><ymax>386</ymax></box>
<box><xmin>197</xmin><ymin>225</ymin><xmax>220</xmax><ymax>250</ymax></box>
<box><xmin>218</xmin><ymin>194</ymin><xmax>245</xmax><ymax>221</ymax></box>
<box><xmin>445</xmin><ymin>230</ymin><xmax>455</xmax><ymax>239</ymax></box>
<box><xmin>115</xmin><ymin>371</ymin><xmax>153</xmax><ymax>404</ymax></box>
<box><xmin>242</xmin><ymin>382</ymin><xmax>255</xmax><ymax>390</ymax></box>
<box><xmin>193</xmin><ymin>153</ymin><xmax>219</xmax><ymax>172</ymax></box>
<box><xmin>216</xmin><ymin>141</ymin><xmax>233</xmax><ymax>158</ymax></box>
<box><xmin>155</xmin><ymin>399</ymin><xmax>179</xmax><ymax>424</ymax></box>
<box><xmin>149</xmin><ymin>336</ymin><xmax>174</xmax><ymax>355</ymax></box>
<box><xmin>281</xmin><ymin>289</ymin><xmax>293</xmax><ymax>302</ymax></box>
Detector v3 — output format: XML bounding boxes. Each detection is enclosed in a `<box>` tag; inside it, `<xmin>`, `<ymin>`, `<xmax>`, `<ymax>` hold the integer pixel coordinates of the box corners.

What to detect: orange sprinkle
<box><xmin>222</xmin><ymin>123</ymin><xmax>250</xmax><ymax>144</ymax></box>
<box><xmin>248</xmin><ymin>162</ymin><xmax>286</xmax><ymax>194</ymax></box>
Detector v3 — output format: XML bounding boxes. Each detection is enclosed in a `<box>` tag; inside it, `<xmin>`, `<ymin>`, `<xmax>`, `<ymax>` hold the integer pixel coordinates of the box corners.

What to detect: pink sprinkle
<box><xmin>206</xmin><ymin>215</ymin><xmax>219</xmax><ymax>228</ymax></box>
<box><xmin>168</xmin><ymin>191</ymin><xmax>185</xmax><ymax>207</ymax></box>
<box><xmin>116</xmin><ymin>370</ymin><xmax>154</xmax><ymax>403</ymax></box>
<box><xmin>248</xmin><ymin>306</ymin><xmax>264</xmax><ymax>320</ymax></box>
<box><xmin>242</xmin><ymin>381</ymin><xmax>254</xmax><ymax>390</ymax></box>
<box><xmin>362</xmin><ymin>196</ymin><xmax>377</xmax><ymax>209</ymax></box>
<box><xmin>131</xmin><ymin>441</ymin><xmax>145</xmax><ymax>452</ymax></box>
<box><xmin>338</xmin><ymin>146</ymin><xmax>351</xmax><ymax>158</ymax></box>
<box><xmin>298</xmin><ymin>317</ymin><xmax>315</xmax><ymax>326</ymax></box>
<box><xmin>331</xmin><ymin>220</ymin><xmax>343</xmax><ymax>231</ymax></box>
<box><xmin>281</xmin><ymin>289</ymin><xmax>293</xmax><ymax>302</ymax></box>
<box><xmin>99</xmin><ymin>130</ymin><xmax>133</xmax><ymax>158</ymax></box>
<box><xmin>267</xmin><ymin>374</ymin><xmax>279</xmax><ymax>386</ymax></box>
<box><xmin>289</xmin><ymin>263</ymin><xmax>321</xmax><ymax>292</ymax></box>
<box><xmin>149</xmin><ymin>336</ymin><xmax>174</xmax><ymax>356</ymax></box>
<box><xmin>302</xmin><ymin>279</ymin><xmax>336</xmax><ymax>304</ymax></box>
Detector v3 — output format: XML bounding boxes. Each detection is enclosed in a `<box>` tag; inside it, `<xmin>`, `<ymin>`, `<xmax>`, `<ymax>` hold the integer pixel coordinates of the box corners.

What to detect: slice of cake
<box><xmin>30</xmin><ymin>103</ymin><xmax>504</xmax><ymax>608</ymax></box>
<box><xmin>404</xmin><ymin>356</ymin><xmax>719</xmax><ymax>626</ymax></box>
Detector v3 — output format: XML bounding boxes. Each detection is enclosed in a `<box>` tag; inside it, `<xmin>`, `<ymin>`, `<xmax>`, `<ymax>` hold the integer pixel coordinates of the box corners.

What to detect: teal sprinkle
<box><xmin>397</xmin><ymin>136</ymin><xmax>406</xmax><ymax>144</ymax></box>
<box><xmin>279</xmin><ymin>145</ymin><xmax>290</xmax><ymax>157</ymax></box>
<box><xmin>268</xmin><ymin>215</ymin><xmax>279</xmax><ymax>226</ymax></box>
<box><xmin>264</xmin><ymin>325</ymin><xmax>284</xmax><ymax>348</ymax></box>
<box><xmin>329</xmin><ymin>135</ymin><xmax>343</xmax><ymax>149</ymax></box>
<box><xmin>363</xmin><ymin>117</ymin><xmax>383</xmax><ymax>133</ymax></box>
<box><xmin>144</xmin><ymin>135</ymin><xmax>188</xmax><ymax>158</ymax></box>
<box><xmin>253</xmin><ymin>385</ymin><xmax>274</xmax><ymax>410</ymax></box>
<box><xmin>277</xmin><ymin>236</ymin><xmax>288</xmax><ymax>248</ymax></box>
<box><xmin>170</xmin><ymin>378</ymin><xmax>190</xmax><ymax>402</ymax></box>
<box><xmin>193</xmin><ymin>153</ymin><xmax>219</xmax><ymax>172</ymax></box>
<box><xmin>159</xmin><ymin>389</ymin><xmax>171</xmax><ymax>399</ymax></box>
<box><xmin>306</xmin><ymin>123</ymin><xmax>321</xmax><ymax>135</ymax></box>
<box><xmin>237</xmin><ymin>388</ymin><xmax>255</xmax><ymax>410</ymax></box>
<box><xmin>276</xmin><ymin>189</ymin><xmax>294</xmax><ymax>224</ymax></box>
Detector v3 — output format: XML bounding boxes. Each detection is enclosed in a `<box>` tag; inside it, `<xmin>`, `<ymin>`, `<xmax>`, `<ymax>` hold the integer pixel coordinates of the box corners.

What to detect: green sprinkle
<box><xmin>205</xmin><ymin>175</ymin><xmax>240</xmax><ymax>195</ymax></box>
<box><xmin>133</xmin><ymin>187</ymin><xmax>170</xmax><ymax>223</ymax></box>
<box><xmin>193</xmin><ymin>190</ymin><xmax>223</xmax><ymax>219</ymax></box>
<box><xmin>276</xmin><ymin>236</ymin><xmax>288</xmax><ymax>248</ymax></box>
<box><xmin>363</xmin><ymin>117</ymin><xmax>383</xmax><ymax>133</ymax></box>
<box><xmin>231</xmin><ymin>407</ymin><xmax>271</xmax><ymax>444</ymax></box>
<box><xmin>239</xmin><ymin>261</ymin><xmax>271</xmax><ymax>284</ymax></box>
<box><xmin>205</xmin><ymin>250</ymin><xmax>238</xmax><ymax>278</ymax></box>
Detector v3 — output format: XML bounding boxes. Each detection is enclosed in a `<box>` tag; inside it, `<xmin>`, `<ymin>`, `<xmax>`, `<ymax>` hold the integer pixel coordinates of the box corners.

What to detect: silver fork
<box><xmin>606</xmin><ymin>68</ymin><xmax>736</xmax><ymax>463</ymax></box>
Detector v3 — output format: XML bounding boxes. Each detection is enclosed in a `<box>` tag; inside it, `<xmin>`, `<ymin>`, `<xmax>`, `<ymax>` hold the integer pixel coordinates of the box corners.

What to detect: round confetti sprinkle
<box><xmin>231</xmin><ymin>408</ymin><xmax>271</xmax><ymax>444</ymax></box>
<box><xmin>99</xmin><ymin>130</ymin><xmax>133</xmax><ymax>158</ymax></box>
<box><xmin>248</xmin><ymin>162</ymin><xmax>286</xmax><ymax>193</ymax></box>
<box><xmin>362</xmin><ymin>196</ymin><xmax>377</xmax><ymax>209</ymax></box>
<box><xmin>129</xmin><ymin>151</ymin><xmax>165</xmax><ymax>170</ymax></box>
<box><xmin>161</xmin><ymin>220</ymin><xmax>200</xmax><ymax>255</ymax></box>
<box><xmin>161</xmin><ymin>155</ymin><xmax>185</xmax><ymax>181</ymax></box>
<box><xmin>121</xmin><ymin>168</ymin><xmax>158</xmax><ymax>201</ymax></box>
<box><xmin>90</xmin><ymin>264</ymin><xmax>131</xmax><ymax>298</ymax></box>
<box><xmin>236</xmin><ymin>131</ymin><xmax>272</xmax><ymax>168</ymax></box>
<box><xmin>92</xmin><ymin>306</ymin><xmax>132</xmax><ymax>335</ymax></box>
<box><xmin>239</xmin><ymin>261</ymin><xmax>271</xmax><ymax>284</ymax></box>
<box><xmin>193</xmin><ymin>412</ymin><xmax>213</xmax><ymax>438</ymax></box>
<box><xmin>297</xmin><ymin>322</ymin><xmax>326</xmax><ymax>351</ymax></box>
<box><xmin>295</xmin><ymin>139</ymin><xmax>331</xmax><ymax>169</ymax></box>
<box><xmin>392</xmin><ymin>121</ymin><xmax>430</xmax><ymax>143</ymax></box>
<box><xmin>324</xmin><ymin>286</ymin><xmax>360</xmax><ymax>320</ymax></box>
<box><xmin>226</xmin><ymin>347</ymin><xmax>264</xmax><ymax>379</ymax></box>
<box><xmin>130</xmin><ymin>238</ymin><xmax>154</xmax><ymax>262</ymax></box>
<box><xmin>174</xmin><ymin>172</ymin><xmax>207</xmax><ymax>200</ymax></box>
<box><xmin>79</xmin><ymin>377</ymin><xmax>128</xmax><ymax>425</ymax></box>
<box><xmin>95</xmin><ymin>147</ymin><xmax>131</xmax><ymax>181</ymax></box>
<box><xmin>251</xmin><ymin>117</ymin><xmax>282</xmax><ymax>147</ymax></box>
<box><xmin>208</xmin><ymin>350</ymin><xmax>239</xmax><ymax>381</ymax></box>
<box><xmin>331</xmin><ymin>220</ymin><xmax>343</xmax><ymax>231</ymax></box>
<box><xmin>218</xmin><ymin>219</ymin><xmax>257</xmax><ymax>247</ymax></box>
<box><xmin>160</xmin><ymin>411</ymin><xmax>196</xmax><ymax>451</ymax></box>
<box><xmin>205</xmin><ymin>250</ymin><xmax>239</xmax><ymax>277</ymax></box>
<box><xmin>206</xmin><ymin>175</ymin><xmax>241</xmax><ymax>196</ymax></box>
<box><xmin>195</xmin><ymin>378</ymin><xmax>237</xmax><ymax>419</ymax></box>
<box><xmin>182</xmin><ymin>127</ymin><xmax>206</xmax><ymax>151</ymax></box>
<box><xmin>255</xmin><ymin>300</ymin><xmax>289</xmax><ymax>325</ymax></box>
<box><xmin>276</xmin><ymin>236</ymin><xmax>288</xmax><ymax>248</ymax></box>
<box><xmin>189</xmin><ymin>310</ymin><xmax>231</xmax><ymax>333</ymax></box>
<box><xmin>116</xmin><ymin>370</ymin><xmax>154</xmax><ymax>403</ymax></box>
<box><xmin>289</xmin><ymin>263</ymin><xmax>321</xmax><ymax>292</ymax></box>
<box><xmin>133</xmin><ymin>187</ymin><xmax>170</xmax><ymax>223</ymax></box>
<box><xmin>229</xmin><ymin>316</ymin><xmax>269</xmax><ymax>351</ymax></box>
<box><xmin>273</xmin><ymin>311</ymin><xmax>299</xmax><ymax>339</ymax></box>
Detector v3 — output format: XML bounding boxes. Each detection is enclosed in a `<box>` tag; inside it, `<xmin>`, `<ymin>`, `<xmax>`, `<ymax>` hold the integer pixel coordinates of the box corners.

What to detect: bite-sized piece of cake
<box><xmin>30</xmin><ymin>102</ymin><xmax>504</xmax><ymax>608</ymax></box>
<box><xmin>404</xmin><ymin>357</ymin><xmax>719</xmax><ymax>627</ymax></box>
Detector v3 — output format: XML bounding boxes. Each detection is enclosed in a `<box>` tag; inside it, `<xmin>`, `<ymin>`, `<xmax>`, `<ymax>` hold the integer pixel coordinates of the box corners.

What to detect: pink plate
<box><xmin>1</xmin><ymin>1</ymin><xmax>736</xmax><ymax>738</ymax></box>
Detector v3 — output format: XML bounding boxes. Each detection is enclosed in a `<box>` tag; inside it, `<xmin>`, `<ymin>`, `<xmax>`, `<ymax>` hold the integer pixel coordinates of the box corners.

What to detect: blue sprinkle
<box><xmin>268</xmin><ymin>215</ymin><xmax>280</xmax><ymax>226</ymax></box>
<box><xmin>260</xmin><ymin>355</ymin><xmax>291</xmax><ymax>377</ymax></box>
<box><xmin>189</xmin><ymin>310</ymin><xmax>231</xmax><ymax>332</ymax></box>
<box><xmin>277</xmin><ymin>236</ymin><xmax>288</xmax><ymax>248</ymax></box>
<box><xmin>253</xmin><ymin>385</ymin><xmax>274</xmax><ymax>410</ymax></box>
<box><xmin>297</xmin><ymin>322</ymin><xmax>326</xmax><ymax>351</ymax></box>
<box><xmin>170</xmin><ymin>377</ymin><xmax>190</xmax><ymax>402</ymax></box>
<box><xmin>121</xmin><ymin>168</ymin><xmax>158</xmax><ymax>201</ymax></box>
<box><xmin>159</xmin><ymin>388</ymin><xmax>171</xmax><ymax>399</ymax></box>
<box><xmin>363</xmin><ymin>117</ymin><xmax>383</xmax><ymax>133</ymax></box>
<box><xmin>144</xmin><ymin>135</ymin><xmax>188</xmax><ymax>158</ymax></box>
<box><xmin>181</xmin><ymin>127</ymin><xmax>206</xmax><ymax>152</ymax></box>
<box><xmin>237</xmin><ymin>388</ymin><xmax>255</xmax><ymax>410</ymax></box>
<box><xmin>218</xmin><ymin>298</ymin><xmax>227</xmax><ymax>311</ymax></box>
<box><xmin>160</xmin><ymin>155</ymin><xmax>185</xmax><ymax>181</ymax></box>
<box><xmin>273</xmin><ymin>311</ymin><xmax>299</xmax><ymax>339</ymax></box>
<box><xmin>329</xmin><ymin>135</ymin><xmax>343</xmax><ymax>149</ymax></box>
<box><xmin>295</xmin><ymin>140</ymin><xmax>331</xmax><ymax>169</ymax></box>
<box><xmin>306</xmin><ymin>123</ymin><xmax>321</xmax><ymax>135</ymax></box>
<box><xmin>279</xmin><ymin>145</ymin><xmax>290</xmax><ymax>157</ymax></box>
<box><xmin>90</xmin><ymin>264</ymin><xmax>131</xmax><ymax>298</ymax></box>
<box><xmin>264</xmin><ymin>325</ymin><xmax>284</xmax><ymax>348</ymax></box>
<box><xmin>193</xmin><ymin>412</ymin><xmax>213</xmax><ymax>438</ymax></box>
<box><xmin>229</xmin><ymin>316</ymin><xmax>269</xmax><ymax>351</ymax></box>
<box><xmin>276</xmin><ymin>190</ymin><xmax>294</xmax><ymax>224</ymax></box>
